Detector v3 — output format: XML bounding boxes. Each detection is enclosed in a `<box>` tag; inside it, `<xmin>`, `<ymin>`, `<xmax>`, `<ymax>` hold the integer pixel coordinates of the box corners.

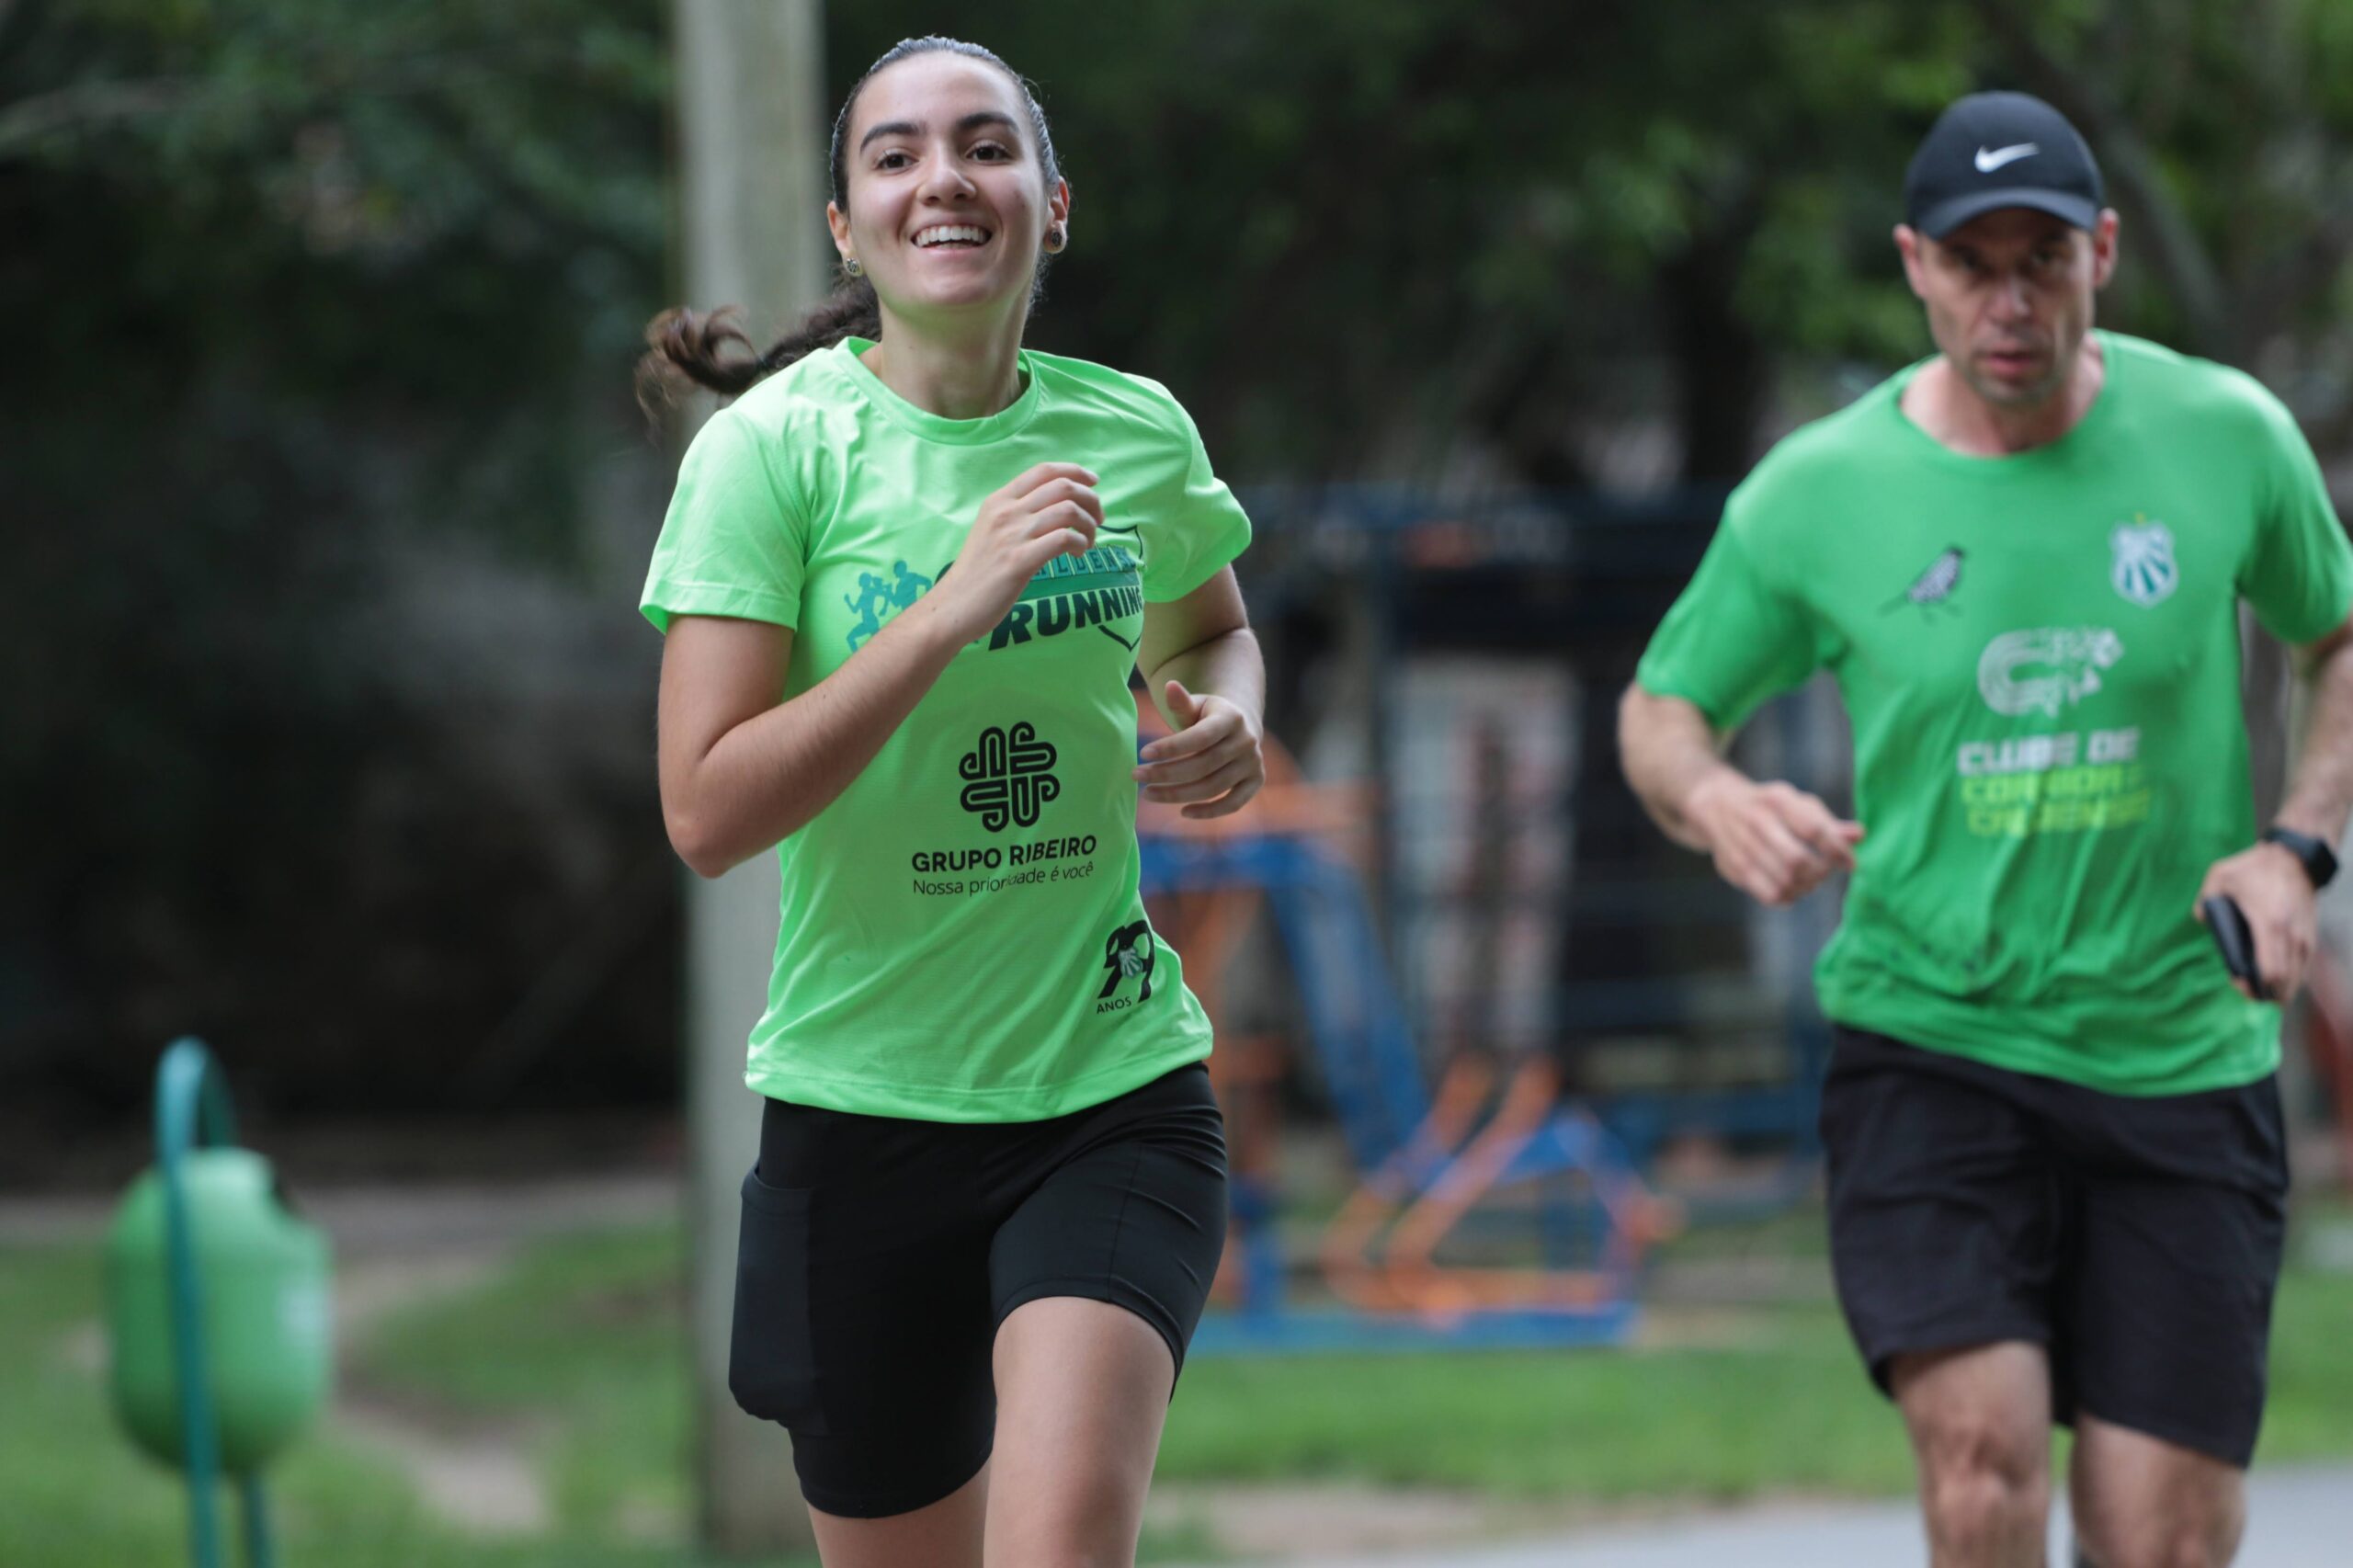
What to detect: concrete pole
<box><xmin>673</xmin><ymin>0</ymin><xmax>829</xmax><ymax>1552</ymax></box>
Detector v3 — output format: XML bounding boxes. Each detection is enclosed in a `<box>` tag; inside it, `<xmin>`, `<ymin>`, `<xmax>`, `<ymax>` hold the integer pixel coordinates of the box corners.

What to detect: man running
<box><xmin>1620</xmin><ymin>91</ymin><xmax>2353</xmax><ymax>1568</ymax></box>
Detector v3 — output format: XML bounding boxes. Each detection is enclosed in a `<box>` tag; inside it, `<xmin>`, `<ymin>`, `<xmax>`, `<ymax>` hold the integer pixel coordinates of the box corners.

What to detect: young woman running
<box><xmin>636</xmin><ymin>36</ymin><xmax>1262</xmax><ymax>1568</ymax></box>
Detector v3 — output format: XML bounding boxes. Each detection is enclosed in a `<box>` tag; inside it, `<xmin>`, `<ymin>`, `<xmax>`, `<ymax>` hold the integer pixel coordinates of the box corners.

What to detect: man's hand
<box><xmin>1685</xmin><ymin>769</ymin><xmax>1864</xmax><ymax>907</ymax></box>
<box><xmin>2195</xmin><ymin>842</ymin><xmax>2318</xmax><ymax>1003</ymax></box>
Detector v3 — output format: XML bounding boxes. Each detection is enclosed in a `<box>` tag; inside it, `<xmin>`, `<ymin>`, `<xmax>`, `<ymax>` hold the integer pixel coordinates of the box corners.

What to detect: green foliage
<box><xmin>834</xmin><ymin>0</ymin><xmax>2353</xmax><ymax>477</ymax></box>
<box><xmin>10</xmin><ymin>0</ymin><xmax>2353</xmax><ymax>1117</ymax></box>
<box><xmin>835</xmin><ymin>0</ymin><xmax>1952</xmax><ymax>475</ymax></box>
<box><xmin>0</xmin><ymin>0</ymin><xmax>676</xmax><ymax>1114</ymax></box>
<box><xmin>2</xmin><ymin>0</ymin><xmax>666</xmax><ymax>536</ymax></box>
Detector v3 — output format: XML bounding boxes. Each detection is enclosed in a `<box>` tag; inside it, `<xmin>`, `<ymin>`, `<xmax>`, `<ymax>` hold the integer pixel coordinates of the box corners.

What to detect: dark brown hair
<box><xmin>635</xmin><ymin>37</ymin><xmax>1062</xmax><ymax>418</ymax></box>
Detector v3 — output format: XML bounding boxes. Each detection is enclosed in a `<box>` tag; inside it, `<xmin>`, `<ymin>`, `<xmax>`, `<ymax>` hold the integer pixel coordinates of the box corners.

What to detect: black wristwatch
<box><xmin>2261</xmin><ymin>825</ymin><xmax>2339</xmax><ymax>890</ymax></box>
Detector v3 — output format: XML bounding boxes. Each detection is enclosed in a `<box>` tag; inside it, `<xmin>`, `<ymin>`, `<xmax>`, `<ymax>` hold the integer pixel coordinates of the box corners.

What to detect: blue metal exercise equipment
<box><xmin>1144</xmin><ymin>829</ymin><xmax>1664</xmax><ymax>1353</ymax></box>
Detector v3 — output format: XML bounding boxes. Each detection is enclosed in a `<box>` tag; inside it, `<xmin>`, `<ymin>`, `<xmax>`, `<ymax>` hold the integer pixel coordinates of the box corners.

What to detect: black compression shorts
<box><xmin>1820</xmin><ymin>1025</ymin><xmax>2287</xmax><ymax>1467</ymax></box>
<box><xmin>728</xmin><ymin>1062</ymin><xmax>1228</xmax><ymax>1518</ymax></box>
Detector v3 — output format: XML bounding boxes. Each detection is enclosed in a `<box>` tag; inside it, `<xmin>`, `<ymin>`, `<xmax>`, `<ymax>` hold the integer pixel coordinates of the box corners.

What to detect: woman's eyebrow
<box><xmin>859</xmin><ymin>110</ymin><xmax>1021</xmax><ymax>152</ymax></box>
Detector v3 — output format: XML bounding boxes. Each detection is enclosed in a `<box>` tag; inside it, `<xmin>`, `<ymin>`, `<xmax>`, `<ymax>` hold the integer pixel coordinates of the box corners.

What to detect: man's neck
<box><xmin>1904</xmin><ymin>334</ymin><xmax>2107</xmax><ymax>457</ymax></box>
<box><xmin>861</xmin><ymin>306</ymin><xmax>1029</xmax><ymax>421</ymax></box>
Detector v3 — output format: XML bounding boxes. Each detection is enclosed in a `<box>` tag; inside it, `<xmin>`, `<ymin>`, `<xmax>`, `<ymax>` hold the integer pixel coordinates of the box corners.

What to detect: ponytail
<box><xmin>634</xmin><ymin>276</ymin><xmax>881</xmax><ymax>422</ymax></box>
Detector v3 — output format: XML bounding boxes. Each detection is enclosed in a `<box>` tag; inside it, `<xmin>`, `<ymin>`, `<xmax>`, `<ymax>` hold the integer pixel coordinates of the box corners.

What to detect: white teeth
<box><xmin>914</xmin><ymin>225</ymin><xmax>988</xmax><ymax>247</ymax></box>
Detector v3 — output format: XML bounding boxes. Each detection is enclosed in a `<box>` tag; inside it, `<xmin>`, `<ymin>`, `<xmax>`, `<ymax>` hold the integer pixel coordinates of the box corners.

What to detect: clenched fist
<box><xmin>928</xmin><ymin>462</ymin><xmax>1105</xmax><ymax>645</ymax></box>
<box><xmin>1684</xmin><ymin>770</ymin><xmax>1864</xmax><ymax>906</ymax></box>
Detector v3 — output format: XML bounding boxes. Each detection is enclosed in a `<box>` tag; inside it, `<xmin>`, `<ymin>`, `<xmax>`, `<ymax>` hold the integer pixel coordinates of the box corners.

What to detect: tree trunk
<box><xmin>674</xmin><ymin>0</ymin><xmax>830</xmax><ymax>1553</ymax></box>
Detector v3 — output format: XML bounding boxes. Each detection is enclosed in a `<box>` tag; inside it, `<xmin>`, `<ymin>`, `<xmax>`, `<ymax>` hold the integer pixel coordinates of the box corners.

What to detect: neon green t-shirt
<box><xmin>642</xmin><ymin>339</ymin><xmax>1250</xmax><ymax>1121</ymax></box>
<box><xmin>1639</xmin><ymin>333</ymin><xmax>2353</xmax><ymax>1095</ymax></box>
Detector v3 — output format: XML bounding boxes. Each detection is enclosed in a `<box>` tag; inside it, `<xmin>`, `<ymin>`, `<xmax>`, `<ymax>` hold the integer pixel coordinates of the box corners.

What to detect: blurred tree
<box><xmin>0</xmin><ymin>0</ymin><xmax>675</xmax><ymax>1120</ymax></box>
<box><xmin>821</xmin><ymin>0</ymin><xmax>2353</xmax><ymax>1084</ymax></box>
<box><xmin>1972</xmin><ymin>0</ymin><xmax>2353</xmax><ymax>437</ymax></box>
<box><xmin>835</xmin><ymin>0</ymin><xmax>2353</xmax><ymax>481</ymax></box>
<box><xmin>7</xmin><ymin>0</ymin><xmax>2352</xmax><ymax>1130</ymax></box>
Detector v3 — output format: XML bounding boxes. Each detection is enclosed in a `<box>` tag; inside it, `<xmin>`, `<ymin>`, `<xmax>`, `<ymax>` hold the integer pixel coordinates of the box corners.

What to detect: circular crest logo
<box><xmin>2110</xmin><ymin>518</ymin><xmax>2177</xmax><ymax>608</ymax></box>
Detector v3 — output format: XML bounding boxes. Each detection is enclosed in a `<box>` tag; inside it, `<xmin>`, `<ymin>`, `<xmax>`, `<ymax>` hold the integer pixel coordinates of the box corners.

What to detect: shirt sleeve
<box><xmin>640</xmin><ymin>410</ymin><xmax>807</xmax><ymax>634</ymax></box>
<box><xmin>2237</xmin><ymin>389</ymin><xmax>2353</xmax><ymax>646</ymax></box>
<box><xmin>1141</xmin><ymin>398</ymin><xmax>1253</xmax><ymax>603</ymax></box>
<box><xmin>1635</xmin><ymin>502</ymin><xmax>1826</xmax><ymax>731</ymax></box>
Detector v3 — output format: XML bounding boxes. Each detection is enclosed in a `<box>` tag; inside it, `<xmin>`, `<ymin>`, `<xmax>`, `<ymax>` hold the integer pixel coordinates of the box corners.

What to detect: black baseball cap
<box><xmin>1903</xmin><ymin>91</ymin><xmax>2104</xmax><ymax>239</ymax></box>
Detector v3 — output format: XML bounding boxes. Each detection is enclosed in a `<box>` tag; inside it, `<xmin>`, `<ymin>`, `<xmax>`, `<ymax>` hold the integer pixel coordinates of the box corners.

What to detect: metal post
<box><xmin>155</xmin><ymin>1036</ymin><xmax>273</xmax><ymax>1568</ymax></box>
<box><xmin>239</xmin><ymin>1474</ymin><xmax>276</xmax><ymax>1568</ymax></box>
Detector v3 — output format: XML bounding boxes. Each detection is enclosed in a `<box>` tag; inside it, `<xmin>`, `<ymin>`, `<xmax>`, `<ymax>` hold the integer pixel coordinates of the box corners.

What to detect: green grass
<box><xmin>2256</xmin><ymin>1237</ymin><xmax>2353</xmax><ymax>1460</ymax></box>
<box><xmin>10</xmin><ymin>1200</ymin><xmax>2351</xmax><ymax>1566</ymax></box>
<box><xmin>355</xmin><ymin>1224</ymin><xmax>697</xmax><ymax>1540</ymax></box>
<box><xmin>1164</xmin><ymin>1271</ymin><xmax>2353</xmax><ymax>1498</ymax></box>
<box><xmin>1162</xmin><ymin>1301</ymin><xmax>1916</xmax><ymax>1499</ymax></box>
<box><xmin>344</xmin><ymin>1199</ymin><xmax>2353</xmax><ymax>1506</ymax></box>
<box><xmin>350</xmin><ymin>1223</ymin><xmax>1210</xmax><ymax>1562</ymax></box>
<box><xmin>0</xmin><ymin>1240</ymin><xmax>811</xmax><ymax>1568</ymax></box>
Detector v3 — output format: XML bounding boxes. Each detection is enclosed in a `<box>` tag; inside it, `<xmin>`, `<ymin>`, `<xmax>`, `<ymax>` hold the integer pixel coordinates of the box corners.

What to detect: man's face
<box><xmin>1896</xmin><ymin>207</ymin><xmax>2120</xmax><ymax>409</ymax></box>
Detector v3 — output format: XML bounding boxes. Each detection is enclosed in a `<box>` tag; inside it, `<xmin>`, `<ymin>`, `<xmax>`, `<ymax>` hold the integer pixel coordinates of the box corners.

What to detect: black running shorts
<box><xmin>1819</xmin><ymin>1026</ymin><xmax>2288</xmax><ymax>1466</ymax></box>
<box><xmin>727</xmin><ymin>1062</ymin><xmax>1228</xmax><ymax>1518</ymax></box>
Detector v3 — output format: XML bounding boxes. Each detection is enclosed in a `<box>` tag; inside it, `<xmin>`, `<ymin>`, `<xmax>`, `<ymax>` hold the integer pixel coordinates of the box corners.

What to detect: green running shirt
<box><xmin>642</xmin><ymin>339</ymin><xmax>1250</xmax><ymax>1121</ymax></box>
<box><xmin>1639</xmin><ymin>333</ymin><xmax>2353</xmax><ymax>1095</ymax></box>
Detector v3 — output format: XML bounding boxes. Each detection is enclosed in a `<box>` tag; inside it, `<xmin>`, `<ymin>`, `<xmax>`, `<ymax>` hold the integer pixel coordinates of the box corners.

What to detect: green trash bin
<box><xmin>104</xmin><ymin>1039</ymin><xmax>334</xmax><ymax>1568</ymax></box>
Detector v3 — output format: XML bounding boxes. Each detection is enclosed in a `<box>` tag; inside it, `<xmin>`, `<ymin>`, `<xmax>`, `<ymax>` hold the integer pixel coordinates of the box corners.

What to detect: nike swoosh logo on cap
<box><xmin>1974</xmin><ymin>142</ymin><xmax>2040</xmax><ymax>173</ymax></box>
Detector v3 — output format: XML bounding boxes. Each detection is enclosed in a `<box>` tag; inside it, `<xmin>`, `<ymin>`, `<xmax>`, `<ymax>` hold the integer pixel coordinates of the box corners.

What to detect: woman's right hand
<box><xmin>926</xmin><ymin>462</ymin><xmax>1102</xmax><ymax>644</ymax></box>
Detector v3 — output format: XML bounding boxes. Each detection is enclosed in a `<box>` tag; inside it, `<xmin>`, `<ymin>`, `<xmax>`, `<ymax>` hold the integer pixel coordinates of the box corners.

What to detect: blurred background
<box><xmin>6</xmin><ymin>1</ymin><xmax>2353</xmax><ymax>1564</ymax></box>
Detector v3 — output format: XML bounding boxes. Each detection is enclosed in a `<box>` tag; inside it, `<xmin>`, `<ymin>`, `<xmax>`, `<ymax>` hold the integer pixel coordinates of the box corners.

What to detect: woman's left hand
<box><xmin>1135</xmin><ymin>679</ymin><xmax>1264</xmax><ymax>818</ymax></box>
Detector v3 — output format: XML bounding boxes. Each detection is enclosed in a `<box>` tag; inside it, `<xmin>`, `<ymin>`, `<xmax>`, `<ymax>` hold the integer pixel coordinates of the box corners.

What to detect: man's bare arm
<box><xmin>2195</xmin><ymin>619</ymin><xmax>2353</xmax><ymax>999</ymax></box>
<box><xmin>1619</xmin><ymin>684</ymin><xmax>1741</xmax><ymax>851</ymax></box>
<box><xmin>2277</xmin><ymin>625</ymin><xmax>2353</xmax><ymax>843</ymax></box>
<box><xmin>1618</xmin><ymin>682</ymin><xmax>1863</xmax><ymax>907</ymax></box>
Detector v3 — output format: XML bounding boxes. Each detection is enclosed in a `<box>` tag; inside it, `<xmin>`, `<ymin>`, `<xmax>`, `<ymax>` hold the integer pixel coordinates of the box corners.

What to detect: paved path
<box><xmin>1213</xmin><ymin>1463</ymin><xmax>2353</xmax><ymax>1567</ymax></box>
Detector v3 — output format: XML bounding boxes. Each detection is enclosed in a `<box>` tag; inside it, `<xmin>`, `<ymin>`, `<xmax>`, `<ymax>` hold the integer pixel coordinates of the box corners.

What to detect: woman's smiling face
<box><xmin>829</xmin><ymin>52</ymin><xmax>1069</xmax><ymax>327</ymax></box>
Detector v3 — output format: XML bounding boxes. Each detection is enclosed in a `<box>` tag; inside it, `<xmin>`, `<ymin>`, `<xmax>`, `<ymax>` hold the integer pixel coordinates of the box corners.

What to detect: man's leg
<box><xmin>2053</xmin><ymin>1075</ymin><xmax>2286</xmax><ymax>1568</ymax></box>
<box><xmin>1819</xmin><ymin>1031</ymin><xmax>2071</xmax><ymax>1564</ymax></box>
<box><xmin>1891</xmin><ymin>1341</ymin><xmax>2054</xmax><ymax>1568</ymax></box>
<box><xmin>2069</xmin><ymin>1415</ymin><xmax>2245</xmax><ymax>1568</ymax></box>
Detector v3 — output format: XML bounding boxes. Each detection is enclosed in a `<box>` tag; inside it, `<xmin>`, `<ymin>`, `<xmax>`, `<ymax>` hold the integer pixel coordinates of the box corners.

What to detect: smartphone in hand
<box><xmin>2200</xmin><ymin>894</ymin><xmax>2268</xmax><ymax>1001</ymax></box>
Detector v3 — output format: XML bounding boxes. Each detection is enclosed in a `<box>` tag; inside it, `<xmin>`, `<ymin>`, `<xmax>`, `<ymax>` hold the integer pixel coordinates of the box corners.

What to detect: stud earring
<box><xmin>1044</xmin><ymin>227</ymin><xmax>1066</xmax><ymax>255</ymax></box>
<box><xmin>844</xmin><ymin>256</ymin><xmax>863</xmax><ymax>277</ymax></box>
